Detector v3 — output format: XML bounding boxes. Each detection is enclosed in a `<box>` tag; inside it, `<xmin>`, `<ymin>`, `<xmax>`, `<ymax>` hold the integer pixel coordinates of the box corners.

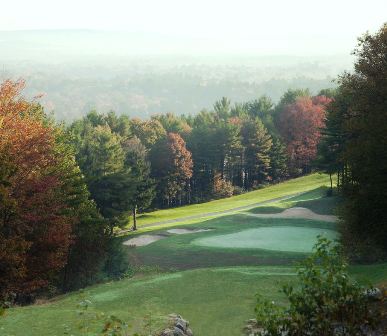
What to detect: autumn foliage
<box><xmin>150</xmin><ymin>133</ymin><xmax>193</xmax><ymax>206</ymax></box>
<box><xmin>0</xmin><ymin>80</ymin><xmax>95</xmax><ymax>302</ymax></box>
<box><xmin>277</xmin><ymin>95</ymin><xmax>332</xmax><ymax>174</ymax></box>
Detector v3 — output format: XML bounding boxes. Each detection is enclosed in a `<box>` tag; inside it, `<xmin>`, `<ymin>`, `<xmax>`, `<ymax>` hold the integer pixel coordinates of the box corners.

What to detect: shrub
<box><xmin>251</xmin><ymin>237</ymin><xmax>380</xmax><ymax>336</ymax></box>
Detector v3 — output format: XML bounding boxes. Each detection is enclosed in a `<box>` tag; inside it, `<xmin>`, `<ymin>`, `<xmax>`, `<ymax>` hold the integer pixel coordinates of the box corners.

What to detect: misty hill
<box><xmin>0</xmin><ymin>30</ymin><xmax>352</xmax><ymax>121</ymax></box>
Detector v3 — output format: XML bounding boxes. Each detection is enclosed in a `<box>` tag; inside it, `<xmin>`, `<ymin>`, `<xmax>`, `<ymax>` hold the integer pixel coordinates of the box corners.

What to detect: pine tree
<box><xmin>241</xmin><ymin>119</ymin><xmax>273</xmax><ymax>189</ymax></box>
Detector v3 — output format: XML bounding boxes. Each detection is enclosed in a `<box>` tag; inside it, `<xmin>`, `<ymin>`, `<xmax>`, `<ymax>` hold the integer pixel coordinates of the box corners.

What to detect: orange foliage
<box><xmin>0</xmin><ymin>79</ymin><xmax>73</xmax><ymax>300</ymax></box>
<box><xmin>278</xmin><ymin>95</ymin><xmax>332</xmax><ymax>172</ymax></box>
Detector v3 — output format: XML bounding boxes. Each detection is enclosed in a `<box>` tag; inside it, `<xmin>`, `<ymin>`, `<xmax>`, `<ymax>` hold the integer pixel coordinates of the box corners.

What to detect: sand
<box><xmin>166</xmin><ymin>228</ymin><xmax>213</xmax><ymax>234</ymax></box>
<box><xmin>123</xmin><ymin>234</ymin><xmax>165</xmax><ymax>247</ymax></box>
<box><xmin>246</xmin><ymin>207</ymin><xmax>337</xmax><ymax>222</ymax></box>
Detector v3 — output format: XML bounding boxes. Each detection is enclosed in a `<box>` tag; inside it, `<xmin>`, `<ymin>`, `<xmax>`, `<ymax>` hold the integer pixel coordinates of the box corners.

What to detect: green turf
<box><xmin>192</xmin><ymin>226</ymin><xmax>338</xmax><ymax>252</ymax></box>
<box><xmin>0</xmin><ymin>267</ymin><xmax>297</xmax><ymax>336</ymax></box>
<box><xmin>248</xmin><ymin>187</ymin><xmax>340</xmax><ymax>216</ymax></box>
<box><xmin>2</xmin><ymin>264</ymin><xmax>386</xmax><ymax>336</ymax></box>
<box><xmin>2</xmin><ymin>175</ymin><xmax>387</xmax><ymax>336</ymax></box>
<box><xmin>125</xmin><ymin>214</ymin><xmax>337</xmax><ymax>270</ymax></box>
<box><xmin>132</xmin><ymin>174</ymin><xmax>331</xmax><ymax>229</ymax></box>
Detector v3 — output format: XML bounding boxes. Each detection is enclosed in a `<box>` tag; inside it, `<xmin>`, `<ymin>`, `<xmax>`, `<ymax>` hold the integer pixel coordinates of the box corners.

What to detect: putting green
<box><xmin>193</xmin><ymin>226</ymin><xmax>338</xmax><ymax>253</ymax></box>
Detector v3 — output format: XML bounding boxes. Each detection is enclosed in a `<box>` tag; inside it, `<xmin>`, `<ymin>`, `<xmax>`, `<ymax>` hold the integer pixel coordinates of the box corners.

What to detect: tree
<box><xmin>54</xmin><ymin>129</ymin><xmax>108</xmax><ymax>291</ymax></box>
<box><xmin>269</xmin><ymin>137</ymin><xmax>288</xmax><ymax>182</ymax></box>
<box><xmin>241</xmin><ymin>119</ymin><xmax>273</xmax><ymax>189</ymax></box>
<box><xmin>0</xmin><ymin>80</ymin><xmax>73</xmax><ymax>301</ymax></box>
<box><xmin>78</xmin><ymin>125</ymin><xmax>125</xmax><ymax>178</ymax></box>
<box><xmin>214</xmin><ymin>97</ymin><xmax>231</xmax><ymax>121</ymax></box>
<box><xmin>320</xmin><ymin>24</ymin><xmax>387</xmax><ymax>258</ymax></box>
<box><xmin>151</xmin><ymin>113</ymin><xmax>192</xmax><ymax>137</ymax></box>
<box><xmin>150</xmin><ymin>133</ymin><xmax>193</xmax><ymax>207</ymax></box>
<box><xmin>277</xmin><ymin>96</ymin><xmax>331</xmax><ymax>175</ymax></box>
<box><xmin>130</xmin><ymin>118</ymin><xmax>166</xmax><ymax>149</ymax></box>
<box><xmin>0</xmin><ymin>148</ymin><xmax>26</xmax><ymax>301</ymax></box>
<box><xmin>246</xmin><ymin>96</ymin><xmax>276</xmax><ymax>134</ymax></box>
<box><xmin>122</xmin><ymin>137</ymin><xmax>155</xmax><ymax>230</ymax></box>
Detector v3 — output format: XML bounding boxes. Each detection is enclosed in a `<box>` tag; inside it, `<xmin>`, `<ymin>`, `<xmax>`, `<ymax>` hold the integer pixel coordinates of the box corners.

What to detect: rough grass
<box><xmin>2</xmin><ymin>264</ymin><xmax>385</xmax><ymax>336</ymax></box>
<box><xmin>132</xmin><ymin>174</ymin><xmax>331</xmax><ymax>229</ymax></box>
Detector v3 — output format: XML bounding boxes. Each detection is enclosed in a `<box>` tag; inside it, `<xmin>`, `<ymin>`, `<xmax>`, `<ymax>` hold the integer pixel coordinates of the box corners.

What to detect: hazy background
<box><xmin>1</xmin><ymin>0</ymin><xmax>386</xmax><ymax>120</ymax></box>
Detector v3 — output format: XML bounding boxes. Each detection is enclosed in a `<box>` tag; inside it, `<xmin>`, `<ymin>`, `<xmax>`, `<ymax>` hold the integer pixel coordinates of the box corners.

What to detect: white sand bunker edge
<box><xmin>123</xmin><ymin>234</ymin><xmax>165</xmax><ymax>247</ymax></box>
<box><xmin>123</xmin><ymin>228</ymin><xmax>214</xmax><ymax>247</ymax></box>
<box><xmin>245</xmin><ymin>207</ymin><xmax>337</xmax><ymax>222</ymax></box>
<box><xmin>167</xmin><ymin>228</ymin><xmax>213</xmax><ymax>234</ymax></box>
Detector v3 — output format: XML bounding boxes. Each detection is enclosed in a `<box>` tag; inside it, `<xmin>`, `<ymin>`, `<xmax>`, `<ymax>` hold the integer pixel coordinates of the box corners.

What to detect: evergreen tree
<box><xmin>241</xmin><ymin>119</ymin><xmax>273</xmax><ymax>189</ymax></box>
<box><xmin>269</xmin><ymin>137</ymin><xmax>288</xmax><ymax>182</ymax></box>
<box><xmin>123</xmin><ymin>137</ymin><xmax>155</xmax><ymax>230</ymax></box>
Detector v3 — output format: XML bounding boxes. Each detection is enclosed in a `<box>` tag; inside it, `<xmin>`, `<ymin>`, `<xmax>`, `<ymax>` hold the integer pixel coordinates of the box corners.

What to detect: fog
<box><xmin>0</xmin><ymin>0</ymin><xmax>386</xmax><ymax>120</ymax></box>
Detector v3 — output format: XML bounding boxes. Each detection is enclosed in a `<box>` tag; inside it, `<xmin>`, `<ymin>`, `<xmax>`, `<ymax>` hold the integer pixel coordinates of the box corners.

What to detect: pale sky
<box><xmin>1</xmin><ymin>0</ymin><xmax>386</xmax><ymax>55</ymax></box>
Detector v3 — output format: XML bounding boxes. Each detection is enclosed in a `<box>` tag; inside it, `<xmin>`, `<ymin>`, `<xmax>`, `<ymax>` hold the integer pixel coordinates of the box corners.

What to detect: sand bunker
<box><xmin>123</xmin><ymin>228</ymin><xmax>213</xmax><ymax>247</ymax></box>
<box><xmin>167</xmin><ymin>228</ymin><xmax>212</xmax><ymax>235</ymax></box>
<box><xmin>246</xmin><ymin>207</ymin><xmax>337</xmax><ymax>222</ymax></box>
<box><xmin>123</xmin><ymin>234</ymin><xmax>165</xmax><ymax>247</ymax></box>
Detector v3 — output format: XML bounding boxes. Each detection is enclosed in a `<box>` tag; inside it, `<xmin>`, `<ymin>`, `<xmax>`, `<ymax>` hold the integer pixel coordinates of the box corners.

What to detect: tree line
<box><xmin>317</xmin><ymin>23</ymin><xmax>387</xmax><ymax>260</ymax></box>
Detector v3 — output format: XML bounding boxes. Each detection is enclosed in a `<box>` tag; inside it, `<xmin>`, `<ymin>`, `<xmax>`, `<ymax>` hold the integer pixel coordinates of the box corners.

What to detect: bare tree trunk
<box><xmin>329</xmin><ymin>173</ymin><xmax>333</xmax><ymax>191</ymax></box>
<box><xmin>132</xmin><ymin>205</ymin><xmax>137</xmax><ymax>231</ymax></box>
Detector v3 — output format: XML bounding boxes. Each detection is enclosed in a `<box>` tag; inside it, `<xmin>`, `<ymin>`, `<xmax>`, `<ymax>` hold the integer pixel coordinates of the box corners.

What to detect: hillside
<box><xmin>2</xmin><ymin>175</ymin><xmax>386</xmax><ymax>336</ymax></box>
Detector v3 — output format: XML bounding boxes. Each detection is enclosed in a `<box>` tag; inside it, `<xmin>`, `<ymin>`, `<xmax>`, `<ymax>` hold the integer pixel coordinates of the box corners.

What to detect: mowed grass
<box><xmin>193</xmin><ymin>226</ymin><xmax>338</xmax><ymax>252</ymax></box>
<box><xmin>132</xmin><ymin>173</ymin><xmax>331</xmax><ymax>228</ymax></box>
<box><xmin>248</xmin><ymin>186</ymin><xmax>340</xmax><ymax>216</ymax></box>
<box><xmin>125</xmin><ymin>188</ymin><xmax>338</xmax><ymax>270</ymax></box>
<box><xmin>126</xmin><ymin>215</ymin><xmax>337</xmax><ymax>270</ymax></box>
<box><xmin>2</xmin><ymin>264</ymin><xmax>386</xmax><ymax>336</ymax></box>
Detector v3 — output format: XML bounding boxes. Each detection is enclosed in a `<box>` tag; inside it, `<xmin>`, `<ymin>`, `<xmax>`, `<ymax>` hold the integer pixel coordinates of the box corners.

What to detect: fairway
<box><xmin>193</xmin><ymin>226</ymin><xmax>338</xmax><ymax>252</ymax></box>
<box><xmin>130</xmin><ymin>174</ymin><xmax>331</xmax><ymax>230</ymax></box>
<box><xmin>2</xmin><ymin>264</ymin><xmax>386</xmax><ymax>336</ymax></box>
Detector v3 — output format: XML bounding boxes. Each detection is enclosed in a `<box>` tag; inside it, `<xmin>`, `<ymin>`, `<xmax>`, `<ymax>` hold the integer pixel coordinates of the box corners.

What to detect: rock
<box><xmin>173</xmin><ymin>327</ymin><xmax>186</xmax><ymax>336</ymax></box>
<box><xmin>175</xmin><ymin>318</ymin><xmax>188</xmax><ymax>331</ymax></box>
<box><xmin>161</xmin><ymin>329</ymin><xmax>174</xmax><ymax>336</ymax></box>
<box><xmin>365</xmin><ymin>287</ymin><xmax>383</xmax><ymax>301</ymax></box>
<box><xmin>159</xmin><ymin>314</ymin><xmax>193</xmax><ymax>336</ymax></box>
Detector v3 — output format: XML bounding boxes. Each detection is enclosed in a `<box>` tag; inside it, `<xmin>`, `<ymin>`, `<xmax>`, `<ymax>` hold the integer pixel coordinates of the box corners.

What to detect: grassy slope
<box><xmin>248</xmin><ymin>186</ymin><xmax>340</xmax><ymax>215</ymax></box>
<box><xmin>133</xmin><ymin>174</ymin><xmax>330</xmax><ymax>228</ymax></box>
<box><xmin>2</xmin><ymin>264</ymin><xmax>386</xmax><ymax>336</ymax></box>
<box><xmin>3</xmin><ymin>174</ymin><xmax>386</xmax><ymax>336</ymax></box>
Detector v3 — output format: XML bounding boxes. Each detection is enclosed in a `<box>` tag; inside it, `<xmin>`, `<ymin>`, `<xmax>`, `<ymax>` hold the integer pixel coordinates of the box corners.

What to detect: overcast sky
<box><xmin>1</xmin><ymin>0</ymin><xmax>386</xmax><ymax>55</ymax></box>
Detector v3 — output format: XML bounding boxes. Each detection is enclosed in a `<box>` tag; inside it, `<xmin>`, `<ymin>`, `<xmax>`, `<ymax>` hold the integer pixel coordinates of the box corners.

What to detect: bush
<box><xmin>103</xmin><ymin>239</ymin><xmax>131</xmax><ymax>280</ymax></box>
<box><xmin>251</xmin><ymin>237</ymin><xmax>380</xmax><ymax>336</ymax></box>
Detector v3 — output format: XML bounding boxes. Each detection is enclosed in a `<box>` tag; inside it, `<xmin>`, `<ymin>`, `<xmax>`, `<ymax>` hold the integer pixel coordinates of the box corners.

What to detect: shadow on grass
<box><xmin>248</xmin><ymin>187</ymin><xmax>341</xmax><ymax>216</ymax></box>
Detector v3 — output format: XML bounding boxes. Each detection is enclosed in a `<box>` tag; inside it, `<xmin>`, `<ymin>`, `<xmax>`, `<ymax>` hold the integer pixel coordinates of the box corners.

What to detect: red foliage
<box><xmin>0</xmin><ymin>80</ymin><xmax>73</xmax><ymax>299</ymax></box>
<box><xmin>278</xmin><ymin>96</ymin><xmax>332</xmax><ymax>172</ymax></box>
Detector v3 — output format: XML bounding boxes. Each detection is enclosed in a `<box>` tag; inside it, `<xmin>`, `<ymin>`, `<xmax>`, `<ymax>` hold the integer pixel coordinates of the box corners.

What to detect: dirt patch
<box><xmin>245</xmin><ymin>207</ymin><xmax>337</xmax><ymax>222</ymax></box>
<box><xmin>123</xmin><ymin>234</ymin><xmax>166</xmax><ymax>247</ymax></box>
<box><xmin>167</xmin><ymin>228</ymin><xmax>213</xmax><ymax>235</ymax></box>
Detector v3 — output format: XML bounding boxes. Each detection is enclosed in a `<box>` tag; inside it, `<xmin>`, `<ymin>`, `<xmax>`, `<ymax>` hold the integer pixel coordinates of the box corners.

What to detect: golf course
<box><xmin>1</xmin><ymin>174</ymin><xmax>386</xmax><ymax>336</ymax></box>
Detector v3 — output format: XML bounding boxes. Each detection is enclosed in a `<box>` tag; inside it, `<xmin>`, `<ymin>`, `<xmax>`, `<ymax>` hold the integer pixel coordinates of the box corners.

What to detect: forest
<box><xmin>0</xmin><ymin>72</ymin><xmax>333</xmax><ymax>302</ymax></box>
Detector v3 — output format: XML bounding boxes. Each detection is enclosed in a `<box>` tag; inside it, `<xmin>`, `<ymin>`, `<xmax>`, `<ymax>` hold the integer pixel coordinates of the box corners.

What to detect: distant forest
<box><xmin>0</xmin><ymin>30</ymin><xmax>348</xmax><ymax>121</ymax></box>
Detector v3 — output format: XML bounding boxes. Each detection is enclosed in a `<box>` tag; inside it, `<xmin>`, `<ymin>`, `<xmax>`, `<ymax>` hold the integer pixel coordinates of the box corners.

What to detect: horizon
<box><xmin>1</xmin><ymin>0</ymin><xmax>386</xmax><ymax>57</ymax></box>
